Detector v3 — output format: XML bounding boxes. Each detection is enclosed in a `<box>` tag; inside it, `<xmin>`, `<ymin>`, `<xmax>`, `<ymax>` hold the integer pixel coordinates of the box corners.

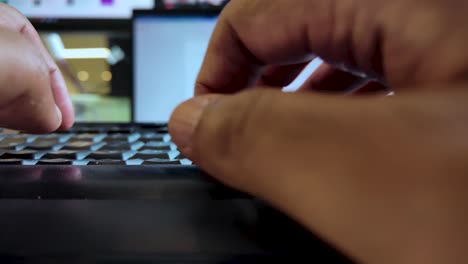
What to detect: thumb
<box><xmin>168</xmin><ymin>89</ymin><xmax>390</xmax><ymax>229</ymax></box>
<box><xmin>169</xmin><ymin>88</ymin><xmax>387</xmax><ymax>199</ymax></box>
<box><xmin>168</xmin><ymin>89</ymin><xmax>374</xmax><ymax>262</ymax></box>
<box><xmin>168</xmin><ymin>88</ymin><xmax>468</xmax><ymax>263</ymax></box>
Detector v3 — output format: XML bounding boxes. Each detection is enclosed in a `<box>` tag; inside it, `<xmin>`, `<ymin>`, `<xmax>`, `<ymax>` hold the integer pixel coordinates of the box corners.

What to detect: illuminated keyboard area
<box><xmin>0</xmin><ymin>124</ymin><xmax>191</xmax><ymax>166</ymax></box>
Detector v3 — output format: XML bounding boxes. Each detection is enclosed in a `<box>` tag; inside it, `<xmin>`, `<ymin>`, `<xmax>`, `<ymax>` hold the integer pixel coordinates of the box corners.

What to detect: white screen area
<box><xmin>134</xmin><ymin>15</ymin><xmax>320</xmax><ymax>123</ymax></box>
<box><xmin>134</xmin><ymin>16</ymin><xmax>217</xmax><ymax>123</ymax></box>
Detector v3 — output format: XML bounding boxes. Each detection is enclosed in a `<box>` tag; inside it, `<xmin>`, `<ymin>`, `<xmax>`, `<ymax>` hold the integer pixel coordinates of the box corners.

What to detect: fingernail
<box><xmin>55</xmin><ymin>105</ymin><xmax>62</xmax><ymax>127</ymax></box>
<box><xmin>169</xmin><ymin>95</ymin><xmax>219</xmax><ymax>151</ymax></box>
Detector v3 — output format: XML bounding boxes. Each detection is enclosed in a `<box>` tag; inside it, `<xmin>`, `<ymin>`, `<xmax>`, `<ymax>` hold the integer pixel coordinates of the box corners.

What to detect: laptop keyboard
<box><xmin>0</xmin><ymin>123</ymin><xmax>192</xmax><ymax>166</ymax></box>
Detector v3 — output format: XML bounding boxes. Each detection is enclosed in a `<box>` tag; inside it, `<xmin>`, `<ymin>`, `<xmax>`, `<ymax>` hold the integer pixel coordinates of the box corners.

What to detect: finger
<box><xmin>196</xmin><ymin>0</ymin><xmax>468</xmax><ymax>95</ymax></box>
<box><xmin>0</xmin><ymin>3</ymin><xmax>74</xmax><ymax>129</ymax></box>
<box><xmin>195</xmin><ymin>0</ymin><xmax>318</xmax><ymax>95</ymax></box>
<box><xmin>195</xmin><ymin>0</ymin><xmax>384</xmax><ymax>95</ymax></box>
<box><xmin>169</xmin><ymin>87</ymin><xmax>468</xmax><ymax>263</ymax></box>
<box><xmin>255</xmin><ymin>62</ymin><xmax>311</xmax><ymax>88</ymax></box>
<box><xmin>0</xmin><ymin>29</ymin><xmax>62</xmax><ymax>133</ymax></box>
<box><xmin>170</xmin><ymin>88</ymin><xmax>390</xmax><ymax>263</ymax></box>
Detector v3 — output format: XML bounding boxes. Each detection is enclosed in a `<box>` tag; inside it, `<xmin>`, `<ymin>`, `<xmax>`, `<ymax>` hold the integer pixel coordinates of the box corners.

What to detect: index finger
<box><xmin>196</xmin><ymin>0</ymin><xmax>403</xmax><ymax>96</ymax></box>
<box><xmin>196</xmin><ymin>0</ymin><xmax>319</xmax><ymax>94</ymax></box>
<box><xmin>0</xmin><ymin>3</ymin><xmax>74</xmax><ymax>129</ymax></box>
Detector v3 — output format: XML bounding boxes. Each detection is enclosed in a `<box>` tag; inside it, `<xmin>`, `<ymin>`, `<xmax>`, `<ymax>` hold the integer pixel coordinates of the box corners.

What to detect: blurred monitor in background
<box><xmin>40</xmin><ymin>29</ymin><xmax>133</xmax><ymax>123</ymax></box>
<box><xmin>7</xmin><ymin>0</ymin><xmax>155</xmax><ymax>20</ymax></box>
<box><xmin>4</xmin><ymin>0</ymin><xmax>155</xmax><ymax>123</ymax></box>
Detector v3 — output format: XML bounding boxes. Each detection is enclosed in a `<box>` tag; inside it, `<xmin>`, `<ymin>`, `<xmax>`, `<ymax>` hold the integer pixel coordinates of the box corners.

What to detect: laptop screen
<box><xmin>133</xmin><ymin>11</ymin><xmax>218</xmax><ymax>123</ymax></box>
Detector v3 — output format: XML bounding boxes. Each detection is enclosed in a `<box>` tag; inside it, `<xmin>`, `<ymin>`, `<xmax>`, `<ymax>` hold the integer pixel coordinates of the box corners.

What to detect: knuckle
<box><xmin>1</xmin><ymin>38</ymin><xmax>49</xmax><ymax>89</ymax></box>
<box><xmin>0</xmin><ymin>2</ymin><xmax>23</xmax><ymax>21</ymax></box>
<box><xmin>0</xmin><ymin>3</ymin><xmax>32</xmax><ymax>32</ymax></box>
<box><xmin>197</xmin><ymin>90</ymin><xmax>273</xmax><ymax>170</ymax></box>
<box><xmin>19</xmin><ymin>44</ymin><xmax>49</xmax><ymax>82</ymax></box>
<box><xmin>219</xmin><ymin>0</ymin><xmax>251</xmax><ymax>23</ymax></box>
<box><xmin>0</xmin><ymin>2</ymin><xmax>11</xmax><ymax>11</ymax></box>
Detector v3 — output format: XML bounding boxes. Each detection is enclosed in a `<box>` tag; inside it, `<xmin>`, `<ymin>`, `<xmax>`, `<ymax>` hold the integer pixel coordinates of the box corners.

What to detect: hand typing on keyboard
<box><xmin>169</xmin><ymin>0</ymin><xmax>468</xmax><ymax>263</ymax></box>
<box><xmin>0</xmin><ymin>3</ymin><xmax>74</xmax><ymax>133</ymax></box>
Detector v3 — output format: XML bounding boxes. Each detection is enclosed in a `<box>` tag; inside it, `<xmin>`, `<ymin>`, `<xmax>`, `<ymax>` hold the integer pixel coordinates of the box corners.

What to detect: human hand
<box><xmin>0</xmin><ymin>3</ymin><xmax>74</xmax><ymax>133</ymax></box>
<box><xmin>169</xmin><ymin>0</ymin><xmax>468</xmax><ymax>263</ymax></box>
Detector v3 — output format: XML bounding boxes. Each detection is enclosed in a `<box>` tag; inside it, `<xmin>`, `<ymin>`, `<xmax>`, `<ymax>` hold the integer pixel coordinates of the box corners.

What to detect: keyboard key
<box><xmin>140</xmin><ymin>142</ymin><xmax>176</xmax><ymax>151</ymax></box>
<box><xmin>85</xmin><ymin>150</ymin><xmax>136</xmax><ymax>160</ymax></box>
<box><xmin>137</xmin><ymin>124</ymin><xmax>167</xmax><ymax>129</ymax></box>
<box><xmin>103</xmin><ymin>133</ymin><xmax>140</xmax><ymax>143</ymax></box>
<box><xmin>68</xmin><ymin>133</ymin><xmax>106</xmax><ymax>143</ymax></box>
<box><xmin>87</xmin><ymin>159</ymin><xmax>127</xmax><ymax>165</ymax></box>
<box><xmin>142</xmin><ymin>158</ymin><xmax>182</xmax><ymax>165</ymax></box>
<box><xmin>0</xmin><ymin>150</ymin><xmax>44</xmax><ymax>160</ymax></box>
<box><xmin>0</xmin><ymin>137</ymin><xmax>29</xmax><ymax>144</ymax></box>
<box><xmin>180</xmin><ymin>159</ymin><xmax>193</xmax><ymax>165</ymax></box>
<box><xmin>7</xmin><ymin>134</ymin><xmax>38</xmax><ymax>143</ymax></box>
<box><xmin>23</xmin><ymin>141</ymin><xmax>63</xmax><ymax>151</ymax></box>
<box><xmin>139</xmin><ymin>133</ymin><xmax>170</xmax><ymax>142</ymax></box>
<box><xmin>42</xmin><ymin>150</ymin><xmax>89</xmax><ymax>160</ymax></box>
<box><xmin>100</xmin><ymin>141</ymin><xmax>144</xmax><ymax>151</ymax></box>
<box><xmin>156</xmin><ymin>127</ymin><xmax>169</xmax><ymax>133</ymax></box>
<box><xmin>36</xmin><ymin>159</ymin><xmax>75</xmax><ymax>165</ymax></box>
<box><xmin>0</xmin><ymin>158</ymin><xmax>26</xmax><ymax>165</ymax></box>
<box><xmin>130</xmin><ymin>150</ymin><xmax>180</xmax><ymax>160</ymax></box>
<box><xmin>62</xmin><ymin>141</ymin><xmax>104</xmax><ymax>151</ymax></box>
<box><xmin>33</xmin><ymin>134</ymin><xmax>72</xmax><ymax>143</ymax></box>
<box><xmin>0</xmin><ymin>142</ymin><xmax>25</xmax><ymax>151</ymax></box>
<box><xmin>54</xmin><ymin>128</ymin><xmax>83</xmax><ymax>134</ymax></box>
<box><xmin>126</xmin><ymin>159</ymin><xmax>144</xmax><ymax>165</ymax></box>
<box><xmin>107</xmin><ymin>126</ymin><xmax>136</xmax><ymax>134</ymax></box>
<box><xmin>67</xmin><ymin>126</ymin><xmax>105</xmax><ymax>134</ymax></box>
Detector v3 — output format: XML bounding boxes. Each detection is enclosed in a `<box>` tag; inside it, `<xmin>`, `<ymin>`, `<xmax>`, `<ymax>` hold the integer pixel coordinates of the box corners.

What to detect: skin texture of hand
<box><xmin>168</xmin><ymin>0</ymin><xmax>468</xmax><ymax>263</ymax></box>
<box><xmin>0</xmin><ymin>3</ymin><xmax>74</xmax><ymax>133</ymax></box>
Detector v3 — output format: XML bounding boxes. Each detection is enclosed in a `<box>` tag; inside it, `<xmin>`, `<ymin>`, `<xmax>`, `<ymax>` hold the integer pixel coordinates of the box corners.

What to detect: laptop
<box><xmin>0</xmin><ymin>5</ymin><xmax>351</xmax><ymax>264</ymax></box>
